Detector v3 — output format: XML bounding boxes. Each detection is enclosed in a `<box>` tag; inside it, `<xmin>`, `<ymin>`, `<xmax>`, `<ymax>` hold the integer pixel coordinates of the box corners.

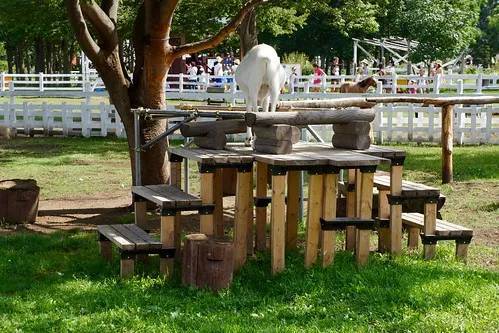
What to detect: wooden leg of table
<box><xmin>423</xmin><ymin>202</ymin><xmax>437</xmax><ymax>260</ymax></box>
<box><xmin>170</xmin><ymin>161</ymin><xmax>182</xmax><ymax>188</ymax></box>
<box><xmin>120</xmin><ymin>256</ymin><xmax>134</xmax><ymax>279</ymax></box>
<box><xmin>246</xmin><ymin>169</ymin><xmax>254</xmax><ymax>256</ymax></box>
<box><xmin>286</xmin><ymin>171</ymin><xmax>300</xmax><ymax>250</ymax></box>
<box><xmin>305</xmin><ymin>173</ymin><xmax>324</xmax><ymax>268</ymax></box>
<box><xmin>134</xmin><ymin>200</ymin><xmax>148</xmax><ymax>263</ymax></box>
<box><xmin>321</xmin><ymin>173</ymin><xmax>337</xmax><ymax>267</ymax></box>
<box><xmin>378</xmin><ymin>189</ymin><xmax>391</xmax><ymax>252</ymax></box>
<box><xmin>200</xmin><ymin>172</ymin><xmax>215</xmax><ymax>236</ymax></box>
<box><xmin>345</xmin><ymin>169</ymin><xmax>357</xmax><ymax>251</ymax></box>
<box><xmin>99</xmin><ymin>239</ymin><xmax>112</xmax><ymax>262</ymax></box>
<box><xmin>355</xmin><ymin>169</ymin><xmax>362</xmax><ymax>217</ymax></box>
<box><xmin>134</xmin><ymin>201</ymin><xmax>147</xmax><ymax>229</ymax></box>
<box><xmin>356</xmin><ymin>171</ymin><xmax>374</xmax><ymax>266</ymax></box>
<box><xmin>233</xmin><ymin>168</ymin><xmax>253</xmax><ymax>271</ymax></box>
<box><xmin>160</xmin><ymin>215</ymin><xmax>175</xmax><ymax>278</ymax></box>
<box><xmin>407</xmin><ymin>227</ymin><xmax>420</xmax><ymax>250</ymax></box>
<box><xmin>271</xmin><ymin>173</ymin><xmax>286</xmax><ymax>275</ymax></box>
<box><xmin>255</xmin><ymin>162</ymin><xmax>268</xmax><ymax>251</ymax></box>
<box><xmin>455</xmin><ymin>242</ymin><xmax>469</xmax><ymax>262</ymax></box>
<box><xmin>213</xmin><ymin>168</ymin><xmax>224</xmax><ymax>237</ymax></box>
<box><xmin>390</xmin><ymin>164</ymin><xmax>403</xmax><ymax>255</ymax></box>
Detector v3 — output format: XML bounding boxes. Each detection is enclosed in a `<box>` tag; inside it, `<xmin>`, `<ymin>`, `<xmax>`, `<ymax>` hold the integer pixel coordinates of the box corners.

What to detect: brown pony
<box><xmin>340</xmin><ymin>77</ymin><xmax>377</xmax><ymax>93</ymax></box>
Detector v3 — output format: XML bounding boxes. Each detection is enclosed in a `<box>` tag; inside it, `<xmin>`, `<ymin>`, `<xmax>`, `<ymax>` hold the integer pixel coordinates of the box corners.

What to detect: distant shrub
<box><xmin>282</xmin><ymin>52</ymin><xmax>313</xmax><ymax>75</ymax></box>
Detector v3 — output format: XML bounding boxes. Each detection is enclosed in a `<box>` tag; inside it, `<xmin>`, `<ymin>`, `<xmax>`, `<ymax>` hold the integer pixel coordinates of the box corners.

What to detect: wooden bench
<box><xmin>131</xmin><ymin>184</ymin><xmax>212</xmax><ymax>277</ymax></box>
<box><xmin>402</xmin><ymin>213</ymin><xmax>473</xmax><ymax>260</ymax></box>
<box><xmin>98</xmin><ymin>224</ymin><xmax>175</xmax><ymax>278</ymax></box>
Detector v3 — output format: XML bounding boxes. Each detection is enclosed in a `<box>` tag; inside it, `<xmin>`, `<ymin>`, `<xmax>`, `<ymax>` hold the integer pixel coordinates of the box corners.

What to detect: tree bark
<box><xmin>35</xmin><ymin>38</ymin><xmax>45</xmax><ymax>73</ymax></box>
<box><xmin>238</xmin><ymin>8</ymin><xmax>258</xmax><ymax>57</ymax></box>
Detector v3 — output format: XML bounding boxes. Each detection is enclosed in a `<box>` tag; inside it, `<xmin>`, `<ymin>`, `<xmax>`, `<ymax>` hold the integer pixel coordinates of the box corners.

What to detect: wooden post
<box><xmin>441</xmin><ymin>104</ymin><xmax>454</xmax><ymax>184</ymax></box>
<box><xmin>255</xmin><ymin>162</ymin><xmax>268</xmax><ymax>251</ymax></box>
<box><xmin>99</xmin><ymin>239</ymin><xmax>112</xmax><ymax>262</ymax></box>
<box><xmin>286</xmin><ymin>171</ymin><xmax>300</xmax><ymax>249</ymax></box>
<box><xmin>345</xmin><ymin>169</ymin><xmax>357</xmax><ymax>251</ymax></box>
<box><xmin>134</xmin><ymin>201</ymin><xmax>148</xmax><ymax>229</ymax></box>
<box><xmin>233</xmin><ymin>167</ymin><xmax>253</xmax><ymax>271</ymax></box>
<box><xmin>120</xmin><ymin>256</ymin><xmax>134</xmax><ymax>279</ymax></box>
<box><xmin>213</xmin><ymin>168</ymin><xmax>224</xmax><ymax>237</ymax></box>
<box><xmin>182</xmin><ymin>234</ymin><xmax>208</xmax><ymax>286</ymax></box>
<box><xmin>160</xmin><ymin>215</ymin><xmax>175</xmax><ymax>278</ymax></box>
<box><xmin>200</xmin><ymin>172</ymin><xmax>215</xmax><ymax>236</ymax></box>
<box><xmin>407</xmin><ymin>228</ymin><xmax>420</xmax><ymax>250</ymax></box>
<box><xmin>304</xmin><ymin>173</ymin><xmax>324</xmax><ymax>268</ymax></box>
<box><xmin>356</xmin><ymin>171</ymin><xmax>374</xmax><ymax>266</ymax></box>
<box><xmin>271</xmin><ymin>172</ymin><xmax>287</xmax><ymax>275</ymax></box>
<box><xmin>423</xmin><ymin>202</ymin><xmax>437</xmax><ymax>260</ymax></box>
<box><xmin>455</xmin><ymin>242</ymin><xmax>469</xmax><ymax>262</ymax></box>
<box><xmin>170</xmin><ymin>161</ymin><xmax>182</xmax><ymax>188</ymax></box>
<box><xmin>377</xmin><ymin>189</ymin><xmax>391</xmax><ymax>252</ymax></box>
<box><xmin>321</xmin><ymin>173</ymin><xmax>337</xmax><ymax>267</ymax></box>
<box><xmin>390</xmin><ymin>164</ymin><xmax>403</xmax><ymax>255</ymax></box>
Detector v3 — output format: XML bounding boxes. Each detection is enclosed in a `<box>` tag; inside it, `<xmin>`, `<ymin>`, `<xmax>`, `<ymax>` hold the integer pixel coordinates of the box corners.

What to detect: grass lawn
<box><xmin>0</xmin><ymin>138</ymin><xmax>498</xmax><ymax>332</ymax></box>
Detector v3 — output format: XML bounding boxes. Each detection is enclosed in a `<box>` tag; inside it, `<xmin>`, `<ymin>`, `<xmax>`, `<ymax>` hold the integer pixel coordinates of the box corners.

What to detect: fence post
<box><xmin>9</xmin><ymin>81</ymin><xmax>15</xmax><ymax>105</ymax></box>
<box><xmin>39</xmin><ymin>72</ymin><xmax>44</xmax><ymax>92</ymax></box>
<box><xmin>391</xmin><ymin>72</ymin><xmax>397</xmax><ymax>94</ymax></box>
<box><xmin>476</xmin><ymin>74</ymin><xmax>483</xmax><ymax>94</ymax></box>
<box><xmin>457</xmin><ymin>79</ymin><xmax>464</xmax><ymax>145</ymax></box>
<box><xmin>0</xmin><ymin>72</ymin><xmax>4</xmax><ymax>92</ymax></box>
<box><xmin>376</xmin><ymin>80</ymin><xmax>383</xmax><ymax>95</ymax></box>
<box><xmin>178</xmin><ymin>73</ymin><xmax>184</xmax><ymax>93</ymax></box>
<box><xmin>85</xmin><ymin>82</ymin><xmax>92</xmax><ymax>105</ymax></box>
<box><xmin>304</xmin><ymin>81</ymin><xmax>310</xmax><ymax>94</ymax></box>
<box><xmin>290</xmin><ymin>77</ymin><xmax>295</xmax><ymax>94</ymax></box>
<box><xmin>321</xmin><ymin>75</ymin><xmax>327</xmax><ymax>92</ymax></box>
<box><xmin>433</xmin><ymin>74</ymin><xmax>441</xmax><ymax>94</ymax></box>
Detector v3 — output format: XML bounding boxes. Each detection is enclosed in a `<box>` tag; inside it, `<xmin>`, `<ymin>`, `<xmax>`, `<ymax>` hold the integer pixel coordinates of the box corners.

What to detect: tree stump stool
<box><xmin>0</xmin><ymin>179</ymin><xmax>40</xmax><ymax>224</ymax></box>
<box><xmin>182</xmin><ymin>234</ymin><xmax>234</xmax><ymax>292</ymax></box>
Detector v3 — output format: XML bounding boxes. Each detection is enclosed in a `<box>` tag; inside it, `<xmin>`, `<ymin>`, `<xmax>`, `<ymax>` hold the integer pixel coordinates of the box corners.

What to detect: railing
<box><xmin>1</xmin><ymin>72</ymin><xmax>498</xmax><ymax>99</ymax></box>
<box><xmin>1</xmin><ymin>102</ymin><xmax>497</xmax><ymax>144</ymax></box>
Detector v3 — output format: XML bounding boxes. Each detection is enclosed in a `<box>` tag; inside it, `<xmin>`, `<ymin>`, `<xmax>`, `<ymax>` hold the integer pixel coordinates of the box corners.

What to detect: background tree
<box><xmin>470</xmin><ymin>0</ymin><xmax>499</xmax><ymax>67</ymax></box>
<box><xmin>66</xmin><ymin>0</ymin><xmax>268</xmax><ymax>186</ymax></box>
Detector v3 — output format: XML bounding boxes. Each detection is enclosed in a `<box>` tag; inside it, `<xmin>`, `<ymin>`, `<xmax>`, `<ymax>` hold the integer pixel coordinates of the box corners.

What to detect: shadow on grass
<box><xmin>0</xmin><ymin>231</ymin><xmax>497</xmax><ymax>332</ymax></box>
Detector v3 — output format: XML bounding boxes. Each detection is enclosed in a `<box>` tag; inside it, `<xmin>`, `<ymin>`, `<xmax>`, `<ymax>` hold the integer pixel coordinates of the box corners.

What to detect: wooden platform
<box><xmin>132</xmin><ymin>184</ymin><xmax>202</xmax><ymax>209</ymax></box>
<box><xmin>374</xmin><ymin>175</ymin><xmax>440</xmax><ymax>198</ymax></box>
<box><xmin>168</xmin><ymin>147</ymin><xmax>254</xmax><ymax>166</ymax></box>
<box><xmin>402</xmin><ymin>213</ymin><xmax>473</xmax><ymax>237</ymax></box>
<box><xmin>98</xmin><ymin>224</ymin><xmax>162</xmax><ymax>251</ymax></box>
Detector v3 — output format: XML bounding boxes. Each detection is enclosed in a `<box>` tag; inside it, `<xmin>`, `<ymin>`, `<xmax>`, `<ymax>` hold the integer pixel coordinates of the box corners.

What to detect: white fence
<box><xmin>1</xmin><ymin>72</ymin><xmax>499</xmax><ymax>101</ymax></box>
<box><xmin>1</xmin><ymin>102</ymin><xmax>497</xmax><ymax>144</ymax></box>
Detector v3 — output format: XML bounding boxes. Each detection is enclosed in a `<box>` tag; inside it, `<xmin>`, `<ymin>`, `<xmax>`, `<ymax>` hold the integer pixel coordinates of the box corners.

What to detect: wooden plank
<box><xmin>255</xmin><ymin>162</ymin><xmax>268</xmax><ymax>251</ymax></box>
<box><xmin>321</xmin><ymin>173</ymin><xmax>337</xmax><ymax>267</ymax></box>
<box><xmin>168</xmin><ymin>147</ymin><xmax>254</xmax><ymax>165</ymax></box>
<box><xmin>160</xmin><ymin>215</ymin><xmax>175</xmax><ymax>278</ymax></box>
<box><xmin>233</xmin><ymin>170</ymin><xmax>253</xmax><ymax>271</ymax></box>
<box><xmin>356</xmin><ymin>172</ymin><xmax>374</xmax><ymax>266</ymax></box>
<box><xmin>424</xmin><ymin>203</ymin><xmax>437</xmax><ymax>260</ymax></box>
<box><xmin>200</xmin><ymin>172</ymin><xmax>215</xmax><ymax>236</ymax></box>
<box><xmin>180</xmin><ymin>119</ymin><xmax>246</xmax><ymax>136</ymax></box>
<box><xmin>170</xmin><ymin>161</ymin><xmax>182</xmax><ymax>188</ymax></box>
<box><xmin>390</xmin><ymin>165</ymin><xmax>403</xmax><ymax>255</ymax></box>
<box><xmin>97</xmin><ymin>225</ymin><xmax>135</xmax><ymax>251</ymax></box>
<box><xmin>254</xmin><ymin>125</ymin><xmax>300</xmax><ymax>142</ymax></box>
<box><xmin>377</xmin><ymin>189</ymin><xmax>391</xmax><ymax>253</ymax></box>
<box><xmin>345</xmin><ymin>169</ymin><xmax>356</xmax><ymax>251</ymax></box>
<box><xmin>121</xmin><ymin>224</ymin><xmax>162</xmax><ymax>250</ymax></box>
<box><xmin>271</xmin><ymin>174</ymin><xmax>287</xmax><ymax>275</ymax></box>
<box><xmin>286</xmin><ymin>171</ymin><xmax>300</xmax><ymax>250</ymax></box>
<box><xmin>146</xmin><ymin>185</ymin><xmax>201</xmax><ymax>208</ymax></box>
<box><xmin>305</xmin><ymin>174</ymin><xmax>324</xmax><ymax>268</ymax></box>
<box><xmin>132</xmin><ymin>186</ymin><xmax>175</xmax><ymax>208</ymax></box>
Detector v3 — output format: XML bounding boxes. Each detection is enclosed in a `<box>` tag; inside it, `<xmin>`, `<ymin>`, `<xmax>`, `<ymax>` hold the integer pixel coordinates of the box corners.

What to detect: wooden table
<box><xmin>229</xmin><ymin>144</ymin><xmax>384</xmax><ymax>274</ymax></box>
<box><xmin>168</xmin><ymin>147</ymin><xmax>254</xmax><ymax>271</ymax></box>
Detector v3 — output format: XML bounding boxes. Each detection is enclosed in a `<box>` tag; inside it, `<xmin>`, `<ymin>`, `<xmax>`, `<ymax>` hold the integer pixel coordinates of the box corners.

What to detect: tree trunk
<box><xmin>238</xmin><ymin>8</ymin><xmax>258</xmax><ymax>58</ymax></box>
<box><xmin>6</xmin><ymin>43</ymin><xmax>14</xmax><ymax>73</ymax></box>
<box><xmin>35</xmin><ymin>38</ymin><xmax>45</xmax><ymax>73</ymax></box>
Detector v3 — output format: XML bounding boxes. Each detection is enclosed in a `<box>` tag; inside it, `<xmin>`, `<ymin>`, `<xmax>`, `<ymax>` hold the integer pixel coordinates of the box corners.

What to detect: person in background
<box><xmin>289</xmin><ymin>66</ymin><xmax>298</xmax><ymax>93</ymax></box>
<box><xmin>187</xmin><ymin>61</ymin><xmax>198</xmax><ymax>89</ymax></box>
<box><xmin>312</xmin><ymin>63</ymin><xmax>325</xmax><ymax>92</ymax></box>
<box><xmin>417</xmin><ymin>64</ymin><xmax>426</xmax><ymax>93</ymax></box>
<box><xmin>231</xmin><ymin>59</ymin><xmax>240</xmax><ymax>75</ymax></box>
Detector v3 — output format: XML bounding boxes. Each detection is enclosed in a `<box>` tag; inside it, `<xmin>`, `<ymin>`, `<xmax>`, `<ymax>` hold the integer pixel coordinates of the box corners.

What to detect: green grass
<box><xmin>0</xmin><ymin>138</ymin><xmax>498</xmax><ymax>332</ymax></box>
<box><xmin>0</xmin><ymin>137</ymin><xmax>131</xmax><ymax>199</ymax></box>
<box><xmin>0</xmin><ymin>232</ymin><xmax>498</xmax><ymax>333</ymax></box>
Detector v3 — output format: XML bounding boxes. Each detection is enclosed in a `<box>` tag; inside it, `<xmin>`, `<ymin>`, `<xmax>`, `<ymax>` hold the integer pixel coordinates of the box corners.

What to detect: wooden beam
<box><xmin>245</xmin><ymin>109</ymin><xmax>376</xmax><ymax>127</ymax></box>
<box><xmin>180</xmin><ymin>119</ymin><xmax>247</xmax><ymax>137</ymax></box>
<box><xmin>271</xmin><ymin>173</ymin><xmax>287</xmax><ymax>275</ymax></box>
<box><xmin>279</xmin><ymin>98</ymin><xmax>375</xmax><ymax>109</ymax></box>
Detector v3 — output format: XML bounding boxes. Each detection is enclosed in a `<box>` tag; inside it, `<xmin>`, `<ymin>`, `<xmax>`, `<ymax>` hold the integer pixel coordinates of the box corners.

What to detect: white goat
<box><xmin>235</xmin><ymin>44</ymin><xmax>286</xmax><ymax>113</ymax></box>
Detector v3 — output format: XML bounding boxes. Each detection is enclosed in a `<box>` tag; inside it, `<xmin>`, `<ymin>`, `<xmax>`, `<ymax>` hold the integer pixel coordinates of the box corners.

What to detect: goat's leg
<box><xmin>269</xmin><ymin>81</ymin><xmax>281</xmax><ymax>112</ymax></box>
<box><xmin>261</xmin><ymin>95</ymin><xmax>270</xmax><ymax>113</ymax></box>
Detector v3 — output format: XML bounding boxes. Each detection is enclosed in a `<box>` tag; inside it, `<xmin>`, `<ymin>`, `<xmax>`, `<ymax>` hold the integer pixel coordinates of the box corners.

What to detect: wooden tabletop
<box><xmin>228</xmin><ymin>143</ymin><xmax>385</xmax><ymax>167</ymax></box>
<box><xmin>168</xmin><ymin>147</ymin><xmax>254</xmax><ymax>165</ymax></box>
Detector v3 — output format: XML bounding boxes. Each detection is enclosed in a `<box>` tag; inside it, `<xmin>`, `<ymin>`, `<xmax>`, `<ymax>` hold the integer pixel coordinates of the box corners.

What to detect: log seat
<box><xmin>97</xmin><ymin>224</ymin><xmax>175</xmax><ymax>278</ymax></box>
<box><xmin>402</xmin><ymin>212</ymin><xmax>473</xmax><ymax>260</ymax></box>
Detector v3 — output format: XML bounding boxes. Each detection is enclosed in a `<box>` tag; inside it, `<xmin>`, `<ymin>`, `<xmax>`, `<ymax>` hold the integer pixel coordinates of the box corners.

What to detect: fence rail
<box><xmin>1</xmin><ymin>102</ymin><xmax>497</xmax><ymax>144</ymax></box>
<box><xmin>1</xmin><ymin>72</ymin><xmax>498</xmax><ymax>100</ymax></box>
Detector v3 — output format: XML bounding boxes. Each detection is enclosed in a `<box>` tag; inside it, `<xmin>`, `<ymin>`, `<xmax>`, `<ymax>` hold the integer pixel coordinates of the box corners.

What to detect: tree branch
<box><xmin>172</xmin><ymin>0</ymin><xmax>269</xmax><ymax>58</ymax></box>
<box><xmin>81</xmin><ymin>0</ymin><xmax>118</xmax><ymax>50</ymax></box>
<box><xmin>100</xmin><ymin>0</ymin><xmax>118</xmax><ymax>22</ymax></box>
<box><xmin>65</xmin><ymin>0</ymin><xmax>100</xmax><ymax>61</ymax></box>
